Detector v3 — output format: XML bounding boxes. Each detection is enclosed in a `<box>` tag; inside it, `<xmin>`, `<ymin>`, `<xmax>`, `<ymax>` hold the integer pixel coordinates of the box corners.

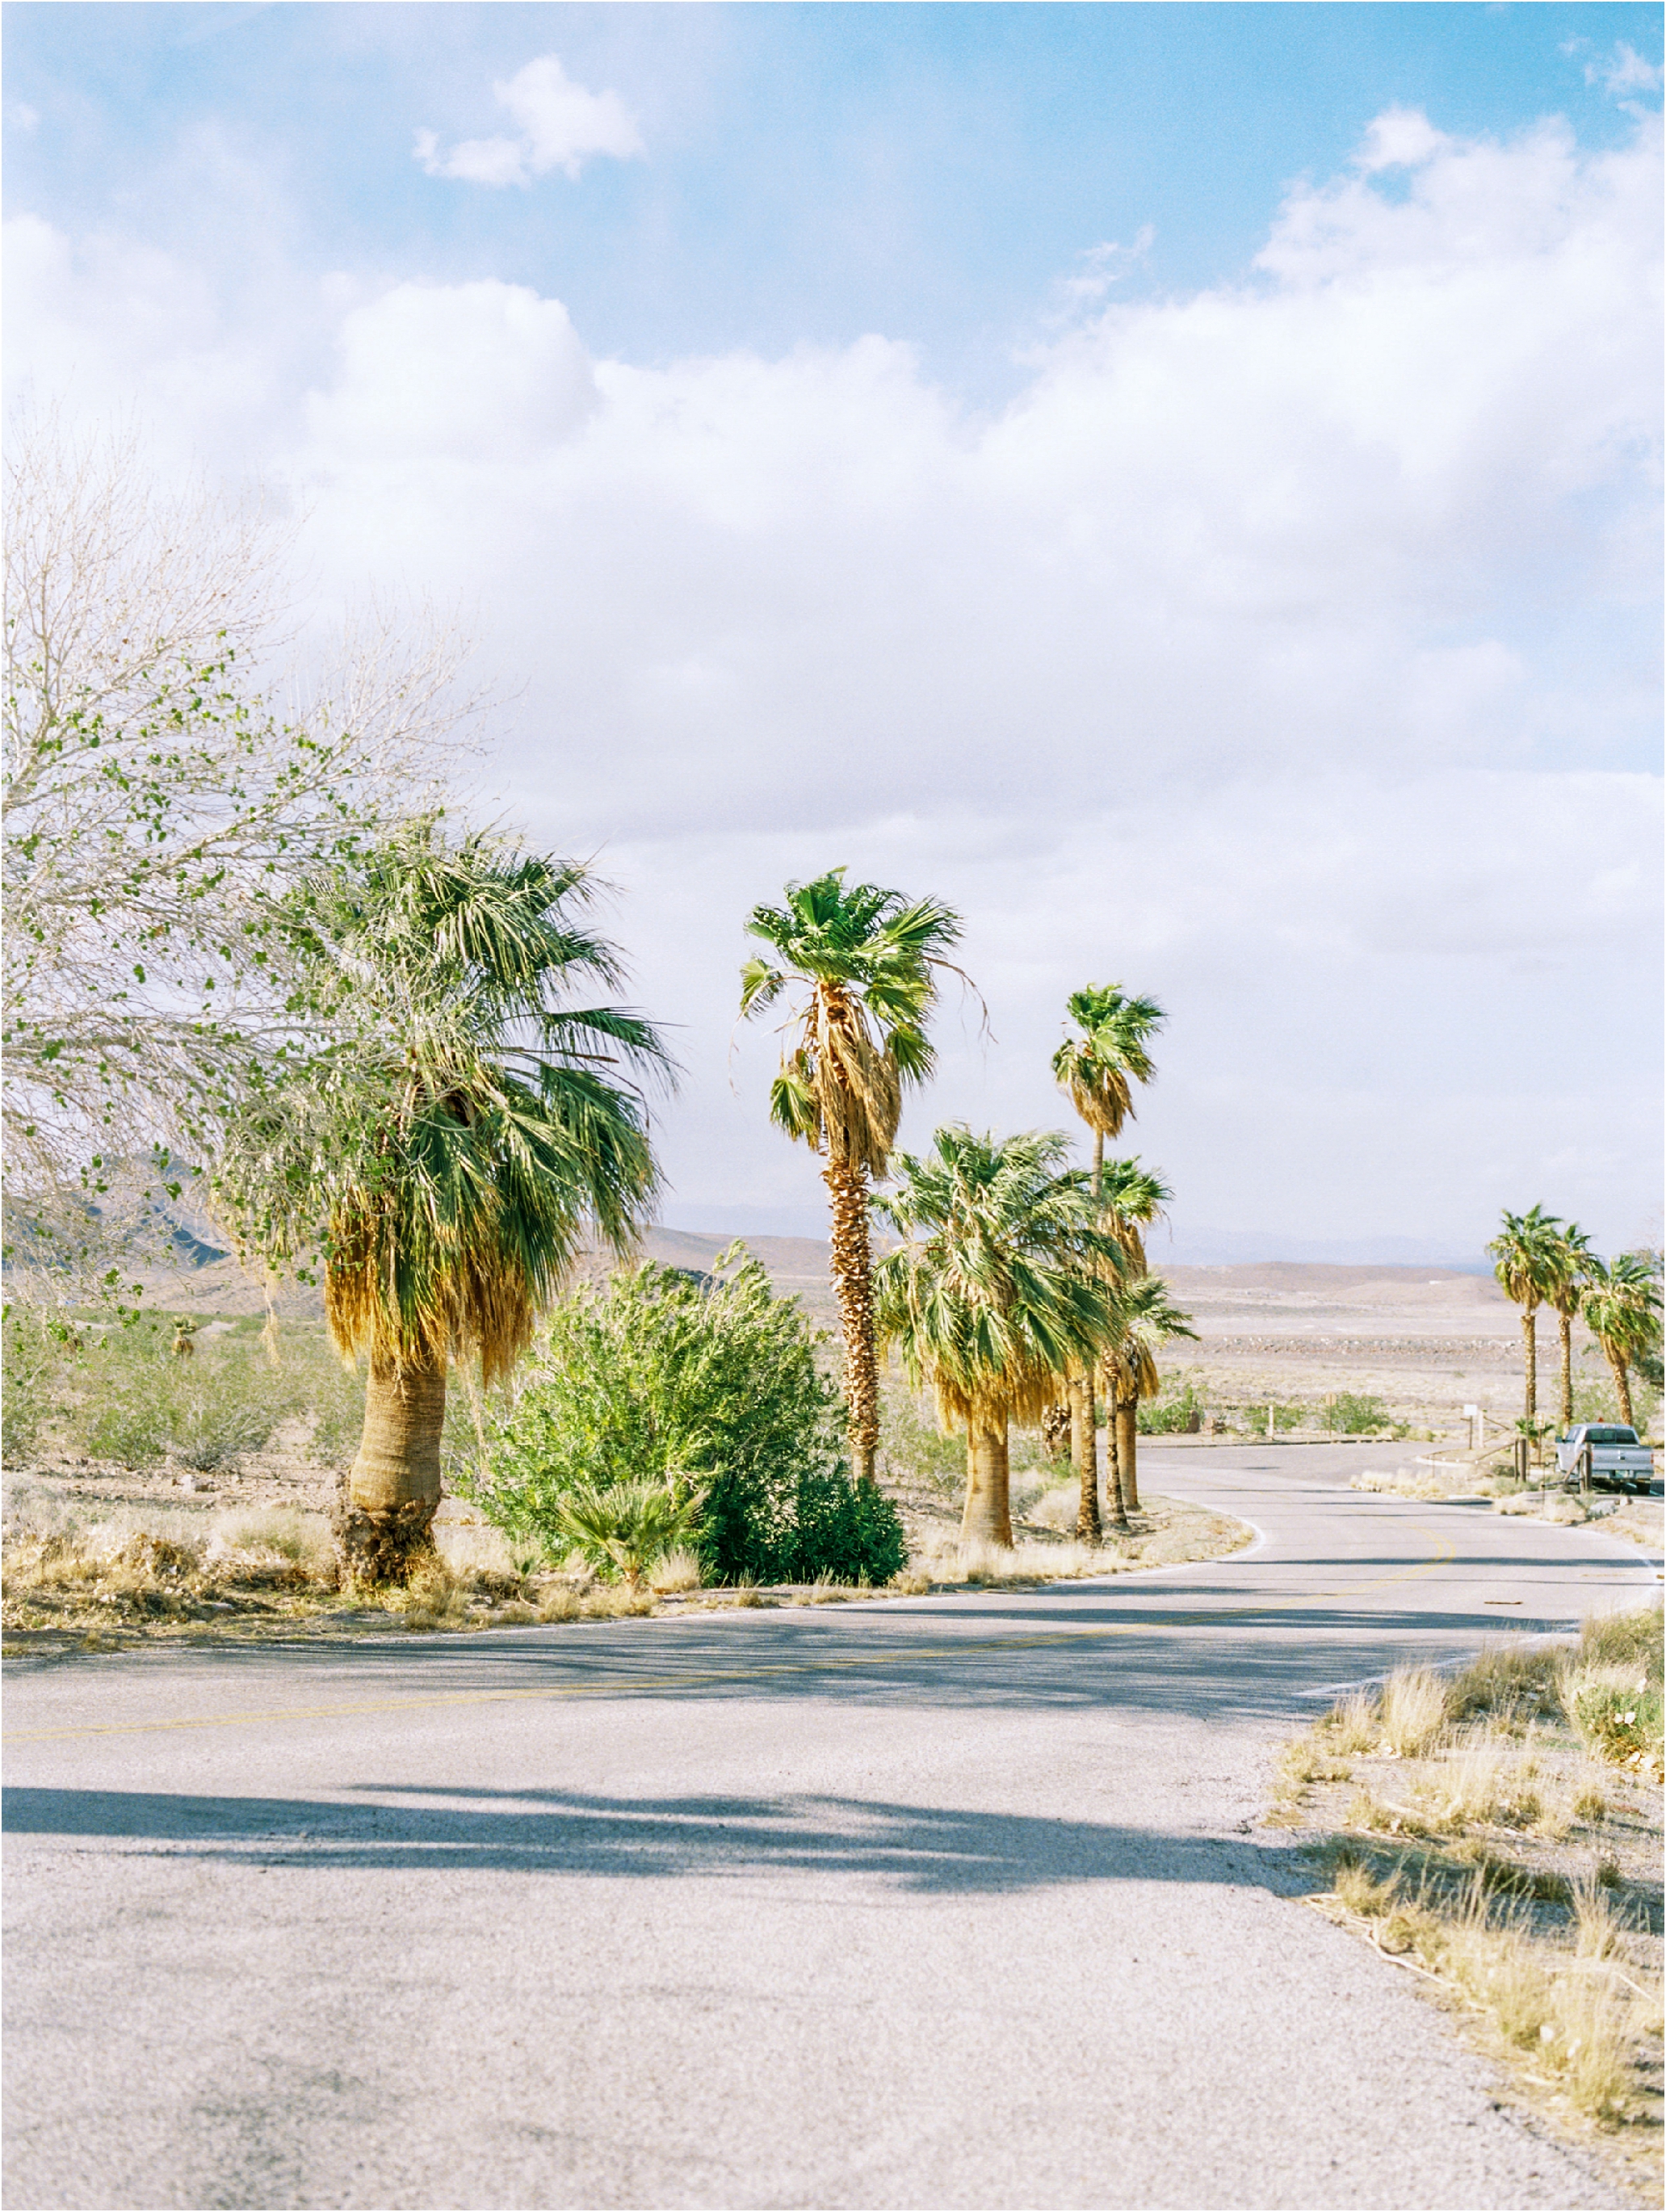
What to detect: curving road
<box><xmin>4</xmin><ymin>1444</ymin><xmax>1660</xmax><ymax>2211</ymax></box>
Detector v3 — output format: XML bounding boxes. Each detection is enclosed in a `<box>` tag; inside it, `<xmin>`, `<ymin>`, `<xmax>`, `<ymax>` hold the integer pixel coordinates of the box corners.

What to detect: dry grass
<box><xmin>1379</xmin><ymin>1667</ymin><xmax>1452</xmax><ymax>1757</ymax></box>
<box><xmin>1311</xmin><ymin>1852</ymin><xmax>1656</xmax><ymax>2128</ymax></box>
<box><xmin>904</xmin><ymin>1487</ymin><xmax>1252</xmax><ymax>1591</ymax></box>
<box><xmin>1350</xmin><ymin>1471</ymin><xmax>1449</xmax><ymax>1500</ymax></box>
<box><xmin>648</xmin><ymin>1547</ymin><xmax>703</xmax><ymax>1594</ymax></box>
<box><xmin>0</xmin><ymin>1493</ymin><xmax>648</xmax><ymax>1642</ymax></box>
<box><xmin>1282</xmin><ymin>1605</ymin><xmax>1664</xmax><ymax>2157</ymax></box>
<box><xmin>1497</xmin><ymin>1492</ymin><xmax>1591</xmax><ymax>1525</ymax></box>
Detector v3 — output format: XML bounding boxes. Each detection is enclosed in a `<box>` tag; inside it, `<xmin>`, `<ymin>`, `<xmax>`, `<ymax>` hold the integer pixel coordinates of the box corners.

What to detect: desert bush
<box><xmin>1572</xmin><ymin>1684</ymin><xmax>1664</xmax><ymax>1772</ymax></box>
<box><xmin>878</xmin><ymin>1382</ymin><xmax>969</xmax><ymax>1494</ymax></box>
<box><xmin>1445</xmin><ymin>1640</ymin><xmax>1560</xmax><ymax>1725</ymax></box>
<box><xmin>1379</xmin><ymin>1666</ymin><xmax>1450</xmax><ymax>1757</ymax></box>
<box><xmin>1138</xmin><ymin>1375</ymin><xmax>1208</xmax><ymax>1433</ymax></box>
<box><xmin>468</xmin><ymin>1258</ymin><xmax>905</xmax><ymax>1587</ymax></box>
<box><xmin>649</xmin><ymin>1548</ymin><xmax>703</xmax><ymax>1594</ymax></box>
<box><xmin>1329</xmin><ymin>1392</ymin><xmax>1392</xmax><ymax>1435</ymax></box>
<box><xmin>1322</xmin><ymin>1690</ymin><xmax>1381</xmax><ymax>1753</ymax></box>
<box><xmin>1577</xmin><ymin>1603</ymin><xmax>1664</xmax><ymax>1681</ymax></box>
<box><xmin>0</xmin><ymin>1309</ymin><xmax>367</xmax><ymax>1471</ymax></box>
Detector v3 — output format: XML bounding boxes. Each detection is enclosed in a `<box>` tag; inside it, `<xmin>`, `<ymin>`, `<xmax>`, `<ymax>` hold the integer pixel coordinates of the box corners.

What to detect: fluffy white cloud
<box><xmin>307</xmin><ymin>282</ymin><xmax>598</xmax><ymax>462</ymax></box>
<box><xmin>1584</xmin><ymin>41</ymin><xmax>1664</xmax><ymax>99</ymax></box>
<box><xmin>414</xmin><ymin>54</ymin><xmax>645</xmax><ymax>187</ymax></box>
<box><xmin>6</xmin><ymin>107</ymin><xmax>1660</xmax><ymax>1246</ymax></box>
<box><xmin>293</xmin><ymin>107</ymin><xmax>1658</xmax><ymax>849</ymax></box>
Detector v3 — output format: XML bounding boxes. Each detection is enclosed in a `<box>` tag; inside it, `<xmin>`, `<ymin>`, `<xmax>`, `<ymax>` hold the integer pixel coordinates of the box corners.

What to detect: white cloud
<box><xmin>307</xmin><ymin>281</ymin><xmax>598</xmax><ymax>461</ymax></box>
<box><xmin>1585</xmin><ymin>41</ymin><xmax>1664</xmax><ymax>99</ymax></box>
<box><xmin>414</xmin><ymin>54</ymin><xmax>645</xmax><ymax>187</ymax></box>
<box><xmin>1055</xmin><ymin>227</ymin><xmax>1156</xmax><ymax>315</ymax></box>
<box><xmin>6</xmin><ymin>106</ymin><xmax>1660</xmax><ymax>1245</ymax></box>
<box><xmin>1353</xmin><ymin>105</ymin><xmax>1449</xmax><ymax>173</ymax></box>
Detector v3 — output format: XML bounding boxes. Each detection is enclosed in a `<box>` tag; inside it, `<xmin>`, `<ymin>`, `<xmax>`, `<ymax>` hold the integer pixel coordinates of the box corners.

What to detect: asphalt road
<box><xmin>4</xmin><ymin>1445</ymin><xmax>1661</xmax><ymax>2212</ymax></box>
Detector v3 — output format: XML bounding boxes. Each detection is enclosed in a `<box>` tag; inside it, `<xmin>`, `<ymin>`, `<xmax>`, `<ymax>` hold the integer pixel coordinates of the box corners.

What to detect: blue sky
<box><xmin>5</xmin><ymin>4</ymin><xmax>1662</xmax><ymax>1257</ymax></box>
<box><xmin>7</xmin><ymin>2</ymin><xmax>1661</xmax><ymax>384</ymax></box>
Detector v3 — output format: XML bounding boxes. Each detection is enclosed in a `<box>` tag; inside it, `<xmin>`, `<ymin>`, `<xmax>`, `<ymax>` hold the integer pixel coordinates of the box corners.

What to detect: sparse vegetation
<box><xmin>1137</xmin><ymin>1375</ymin><xmax>1209</xmax><ymax>1434</ymax></box>
<box><xmin>464</xmin><ymin>1257</ymin><xmax>905</xmax><ymax>1589</ymax></box>
<box><xmin>1</xmin><ymin>1307</ymin><xmax>367</xmax><ymax>1471</ymax></box>
<box><xmin>1273</xmin><ymin>1607</ymin><xmax>1664</xmax><ymax>2143</ymax></box>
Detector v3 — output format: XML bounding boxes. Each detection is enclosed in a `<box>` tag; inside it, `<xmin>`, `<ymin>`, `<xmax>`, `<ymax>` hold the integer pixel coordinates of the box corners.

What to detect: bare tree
<box><xmin>2</xmin><ymin>417</ymin><xmax>477</xmax><ymax>1289</ymax></box>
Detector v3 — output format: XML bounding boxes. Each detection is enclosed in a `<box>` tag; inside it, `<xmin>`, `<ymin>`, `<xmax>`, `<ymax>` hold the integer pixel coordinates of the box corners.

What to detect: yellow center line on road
<box><xmin>2</xmin><ymin>1527</ymin><xmax>1461</xmax><ymax>1744</ymax></box>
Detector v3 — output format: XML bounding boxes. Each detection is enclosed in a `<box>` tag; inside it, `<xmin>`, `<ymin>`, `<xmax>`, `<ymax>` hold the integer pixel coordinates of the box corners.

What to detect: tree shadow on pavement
<box><xmin>1</xmin><ymin>1781</ymin><xmax>1310</xmax><ymax>1896</ymax></box>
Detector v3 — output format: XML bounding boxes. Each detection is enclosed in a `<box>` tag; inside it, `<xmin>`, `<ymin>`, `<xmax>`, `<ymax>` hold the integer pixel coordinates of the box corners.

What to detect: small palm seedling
<box><xmin>550</xmin><ymin>1479</ymin><xmax>707</xmax><ymax>1593</ymax></box>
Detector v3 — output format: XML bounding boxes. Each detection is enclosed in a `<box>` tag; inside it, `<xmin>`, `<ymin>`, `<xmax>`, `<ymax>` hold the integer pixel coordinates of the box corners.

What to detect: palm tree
<box><xmin>1093</xmin><ymin>1158</ymin><xmax>1172</xmax><ymax>1526</ymax></box>
<box><xmin>873</xmin><ymin>1127</ymin><xmax>1126</xmax><ymax>1546</ymax></box>
<box><xmin>1580</xmin><ymin>1253</ymin><xmax>1663</xmax><ymax>1430</ymax></box>
<box><xmin>1050</xmin><ymin>984</ymin><xmax>1165</xmax><ymax>1540</ymax></box>
<box><xmin>1487</xmin><ymin>1206</ymin><xmax>1564</xmax><ymax>1425</ymax></box>
<box><xmin>1103</xmin><ymin>1274</ymin><xmax>1198</xmax><ymax>1515</ymax></box>
<box><xmin>1543</xmin><ymin>1222</ymin><xmax>1594</xmax><ymax>1431</ymax></box>
<box><xmin>740</xmin><ymin>869</ymin><xmax>965</xmax><ymax>1484</ymax></box>
<box><xmin>216</xmin><ymin>828</ymin><xmax>670</xmax><ymax>1582</ymax></box>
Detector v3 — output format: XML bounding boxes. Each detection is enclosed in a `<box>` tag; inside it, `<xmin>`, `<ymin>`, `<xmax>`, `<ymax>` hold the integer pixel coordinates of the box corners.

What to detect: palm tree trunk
<box><xmin>1558</xmin><ymin>1311</ymin><xmax>1575</xmax><ymax>1429</ymax></box>
<box><xmin>333</xmin><ymin>1350</ymin><xmax>446</xmax><ymax>1584</ymax></box>
<box><xmin>1069</xmin><ymin>1370</ymin><xmax>1102</xmax><ymax>1543</ymax></box>
<box><xmin>1103</xmin><ymin>1377</ymin><xmax>1131</xmax><ymax>1532</ymax></box>
<box><xmin>1521</xmin><ymin>1307</ymin><xmax>1538</xmax><ymax>1424</ymax></box>
<box><xmin>1605</xmin><ymin>1345</ymin><xmax>1635</xmax><ymax>1429</ymax></box>
<box><xmin>1115</xmin><ymin>1392</ymin><xmax>1140</xmax><ymax>1512</ymax></box>
<box><xmin>961</xmin><ymin>1404</ymin><xmax>1013</xmax><ymax>1547</ymax></box>
<box><xmin>825</xmin><ymin>1160</ymin><xmax>879</xmax><ymax>1484</ymax></box>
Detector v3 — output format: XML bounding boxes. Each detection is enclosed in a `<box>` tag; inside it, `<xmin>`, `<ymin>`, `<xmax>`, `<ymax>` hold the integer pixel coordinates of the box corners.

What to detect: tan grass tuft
<box><xmin>1379</xmin><ymin>1666</ymin><xmax>1450</xmax><ymax>1757</ymax></box>
<box><xmin>648</xmin><ymin>1547</ymin><xmax>703</xmax><ymax>1594</ymax></box>
<box><xmin>1323</xmin><ymin>1691</ymin><xmax>1380</xmax><ymax>1754</ymax></box>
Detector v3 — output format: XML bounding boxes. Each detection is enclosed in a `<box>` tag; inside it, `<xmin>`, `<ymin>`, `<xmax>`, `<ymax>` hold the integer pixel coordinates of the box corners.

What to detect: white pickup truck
<box><xmin>1553</xmin><ymin>1424</ymin><xmax>1657</xmax><ymax>1495</ymax></box>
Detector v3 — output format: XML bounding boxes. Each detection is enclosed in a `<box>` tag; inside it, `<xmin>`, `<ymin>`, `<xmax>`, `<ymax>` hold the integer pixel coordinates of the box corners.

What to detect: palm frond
<box><xmin>216</xmin><ymin>825</ymin><xmax>669</xmax><ymax>1383</ymax></box>
<box><xmin>874</xmin><ymin>1124</ymin><xmax>1127</xmax><ymax>1432</ymax></box>
<box><xmin>737</xmin><ymin>867</ymin><xmax>965</xmax><ymax>1176</ymax></box>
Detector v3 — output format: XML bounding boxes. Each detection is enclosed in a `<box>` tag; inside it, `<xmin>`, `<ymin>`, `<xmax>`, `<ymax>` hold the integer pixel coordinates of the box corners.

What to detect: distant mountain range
<box><xmin>658</xmin><ymin>1205</ymin><xmax>1492</xmax><ymax>1275</ymax></box>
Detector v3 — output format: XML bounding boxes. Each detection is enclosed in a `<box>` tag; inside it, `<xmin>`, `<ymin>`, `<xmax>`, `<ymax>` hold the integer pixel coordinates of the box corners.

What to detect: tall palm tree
<box><xmin>740</xmin><ymin>869</ymin><xmax>965</xmax><ymax>1484</ymax></box>
<box><xmin>216</xmin><ymin>828</ymin><xmax>670</xmax><ymax>1582</ymax></box>
<box><xmin>1580</xmin><ymin>1253</ymin><xmax>1662</xmax><ymax>1431</ymax></box>
<box><xmin>1103</xmin><ymin>1274</ymin><xmax>1198</xmax><ymax>1515</ymax></box>
<box><xmin>1487</xmin><ymin>1205</ymin><xmax>1564</xmax><ymax>1425</ymax></box>
<box><xmin>1050</xmin><ymin>984</ymin><xmax>1165</xmax><ymax>1539</ymax></box>
<box><xmin>1543</xmin><ymin>1221</ymin><xmax>1594</xmax><ymax>1430</ymax></box>
<box><xmin>1093</xmin><ymin>1158</ymin><xmax>1172</xmax><ymax>1527</ymax></box>
<box><xmin>873</xmin><ymin>1127</ymin><xmax>1126</xmax><ymax>1547</ymax></box>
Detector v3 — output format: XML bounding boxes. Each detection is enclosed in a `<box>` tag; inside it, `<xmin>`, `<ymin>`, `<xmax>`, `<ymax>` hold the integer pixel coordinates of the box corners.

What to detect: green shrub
<box><xmin>777</xmin><ymin>1463</ymin><xmax>905</xmax><ymax>1585</ymax></box>
<box><xmin>468</xmin><ymin>1256</ymin><xmax>904</xmax><ymax>1586</ymax></box>
<box><xmin>1574</xmin><ymin>1685</ymin><xmax>1664</xmax><ymax>1769</ymax></box>
<box><xmin>1329</xmin><ymin>1392</ymin><xmax>1392</xmax><ymax>1435</ymax></box>
<box><xmin>1139</xmin><ymin>1376</ymin><xmax>1208</xmax><ymax>1434</ymax></box>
